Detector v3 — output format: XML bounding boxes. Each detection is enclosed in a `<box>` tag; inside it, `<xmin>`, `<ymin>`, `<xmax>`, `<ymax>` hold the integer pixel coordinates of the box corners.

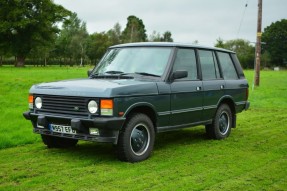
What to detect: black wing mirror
<box><xmin>172</xmin><ymin>70</ymin><xmax>188</xmax><ymax>80</ymax></box>
<box><xmin>87</xmin><ymin>69</ymin><xmax>93</xmax><ymax>77</ymax></box>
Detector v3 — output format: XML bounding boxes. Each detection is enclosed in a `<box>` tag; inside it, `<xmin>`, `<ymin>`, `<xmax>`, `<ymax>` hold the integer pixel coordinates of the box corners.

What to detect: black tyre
<box><xmin>41</xmin><ymin>135</ymin><xmax>78</xmax><ymax>148</ymax></box>
<box><xmin>117</xmin><ymin>113</ymin><xmax>155</xmax><ymax>162</ymax></box>
<box><xmin>205</xmin><ymin>104</ymin><xmax>232</xmax><ymax>140</ymax></box>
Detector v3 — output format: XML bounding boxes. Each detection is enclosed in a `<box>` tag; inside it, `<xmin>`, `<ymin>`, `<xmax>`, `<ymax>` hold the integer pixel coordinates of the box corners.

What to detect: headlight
<box><xmin>88</xmin><ymin>100</ymin><xmax>98</xmax><ymax>114</ymax></box>
<box><xmin>35</xmin><ymin>97</ymin><xmax>42</xmax><ymax>109</ymax></box>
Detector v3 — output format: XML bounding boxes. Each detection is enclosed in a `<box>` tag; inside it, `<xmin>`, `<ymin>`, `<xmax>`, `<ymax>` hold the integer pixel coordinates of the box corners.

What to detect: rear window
<box><xmin>217</xmin><ymin>52</ymin><xmax>238</xmax><ymax>80</ymax></box>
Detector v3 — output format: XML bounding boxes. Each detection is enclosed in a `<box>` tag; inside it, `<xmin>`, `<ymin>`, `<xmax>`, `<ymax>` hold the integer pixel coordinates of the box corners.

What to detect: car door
<box><xmin>170</xmin><ymin>48</ymin><xmax>203</xmax><ymax>126</ymax></box>
<box><xmin>198</xmin><ymin>49</ymin><xmax>225</xmax><ymax>121</ymax></box>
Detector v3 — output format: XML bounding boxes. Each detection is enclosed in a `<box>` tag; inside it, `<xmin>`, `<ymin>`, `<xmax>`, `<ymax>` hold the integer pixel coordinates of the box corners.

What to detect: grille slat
<box><xmin>35</xmin><ymin>94</ymin><xmax>98</xmax><ymax>117</ymax></box>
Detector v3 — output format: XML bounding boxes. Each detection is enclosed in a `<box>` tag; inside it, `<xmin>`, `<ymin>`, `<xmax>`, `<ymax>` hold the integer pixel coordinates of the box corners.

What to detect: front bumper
<box><xmin>23</xmin><ymin>111</ymin><xmax>126</xmax><ymax>144</ymax></box>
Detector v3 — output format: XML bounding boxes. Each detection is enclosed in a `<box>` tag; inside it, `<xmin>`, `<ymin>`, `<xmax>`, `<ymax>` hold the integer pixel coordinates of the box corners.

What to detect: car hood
<box><xmin>30</xmin><ymin>78</ymin><xmax>159</xmax><ymax>97</ymax></box>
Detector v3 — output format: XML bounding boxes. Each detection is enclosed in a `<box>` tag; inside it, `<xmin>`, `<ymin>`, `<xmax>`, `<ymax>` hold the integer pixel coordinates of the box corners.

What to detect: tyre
<box><xmin>117</xmin><ymin>113</ymin><xmax>155</xmax><ymax>162</ymax></box>
<box><xmin>205</xmin><ymin>104</ymin><xmax>233</xmax><ymax>140</ymax></box>
<box><xmin>41</xmin><ymin>135</ymin><xmax>78</xmax><ymax>148</ymax></box>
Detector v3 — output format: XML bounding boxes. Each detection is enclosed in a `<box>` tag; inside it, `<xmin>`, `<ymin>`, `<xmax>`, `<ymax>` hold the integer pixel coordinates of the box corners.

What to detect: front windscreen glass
<box><xmin>93</xmin><ymin>47</ymin><xmax>173</xmax><ymax>77</ymax></box>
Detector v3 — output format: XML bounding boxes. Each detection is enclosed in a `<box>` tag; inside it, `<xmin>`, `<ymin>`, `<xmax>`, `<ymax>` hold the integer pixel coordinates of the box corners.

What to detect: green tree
<box><xmin>86</xmin><ymin>32</ymin><xmax>111</xmax><ymax>65</ymax></box>
<box><xmin>122</xmin><ymin>16</ymin><xmax>147</xmax><ymax>43</ymax></box>
<box><xmin>55</xmin><ymin>13</ymin><xmax>88</xmax><ymax>66</ymax></box>
<box><xmin>149</xmin><ymin>31</ymin><xmax>173</xmax><ymax>42</ymax></box>
<box><xmin>107</xmin><ymin>23</ymin><xmax>122</xmax><ymax>45</ymax></box>
<box><xmin>0</xmin><ymin>0</ymin><xmax>70</xmax><ymax>67</ymax></box>
<box><xmin>215</xmin><ymin>39</ymin><xmax>255</xmax><ymax>69</ymax></box>
<box><xmin>262</xmin><ymin>19</ymin><xmax>287</xmax><ymax>66</ymax></box>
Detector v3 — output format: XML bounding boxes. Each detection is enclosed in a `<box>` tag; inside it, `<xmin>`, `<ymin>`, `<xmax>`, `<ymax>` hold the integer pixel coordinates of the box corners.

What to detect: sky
<box><xmin>54</xmin><ymin>0</ymin><xmax>287</xmax><ymax>46</ymax></box>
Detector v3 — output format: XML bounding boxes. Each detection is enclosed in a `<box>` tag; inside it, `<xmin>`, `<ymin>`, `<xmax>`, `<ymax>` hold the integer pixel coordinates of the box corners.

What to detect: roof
<box><xmin>110</xmin><ymin>42</ymin><xmax>235</xmax><ymax>53</ymax></box>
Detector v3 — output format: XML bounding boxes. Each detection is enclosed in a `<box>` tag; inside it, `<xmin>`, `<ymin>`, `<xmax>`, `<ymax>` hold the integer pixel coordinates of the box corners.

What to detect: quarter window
<box><xmin>198</xmin><ymin>50</ymin><xmax>221</xmax><ymax>80</ymax></box>
<box><xmin>217</xmin><ymin>52</ymin><xmax>238</xmax><ymax>80</ymax></box>
<box><xmin>173</xmin><ymin>48</ymin><xmax>198</xmax><ymax>80</ymax></box>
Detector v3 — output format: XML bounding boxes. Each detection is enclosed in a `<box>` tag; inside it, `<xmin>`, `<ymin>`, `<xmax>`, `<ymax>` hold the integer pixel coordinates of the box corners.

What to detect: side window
<box><xmin>173</xmin><ymin>48</ymin><xmax>197</xmax><ymax>80</ymax></box>
<box><xmin>217</xmin><ymin>52</ymin><xmax>238</xmax><ymax>80</ymax></box>
<box><xmin>198</xmin><ymin>50</ymin><xmax>221</xmax><ymax>80</ymax></box>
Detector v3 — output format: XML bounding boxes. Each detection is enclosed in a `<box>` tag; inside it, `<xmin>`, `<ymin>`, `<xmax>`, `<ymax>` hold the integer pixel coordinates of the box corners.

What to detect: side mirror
<box><xmin>87</xmin><ymin>69</ymin><xmax>93</xmax><ymax>77</ymax></box>
<box><xmin>172</xmin><ymin>70</ymin><xmax>188</xmax><ymax>80</ymax></box>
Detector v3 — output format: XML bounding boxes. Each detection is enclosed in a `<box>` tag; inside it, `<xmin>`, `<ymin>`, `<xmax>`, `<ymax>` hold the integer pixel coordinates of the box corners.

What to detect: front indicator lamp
<box><xmin>29</xmin><ymin>95</ymin><xmax>34</xmax><ymax>109</ymax></box>
<box><xmin>100</xmin><ymin>99</ymin><xmax>113</xmax><ymax>116</ymax></box>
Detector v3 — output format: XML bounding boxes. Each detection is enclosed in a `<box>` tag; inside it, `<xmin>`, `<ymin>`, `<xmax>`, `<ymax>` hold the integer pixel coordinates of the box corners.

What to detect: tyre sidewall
<box><xmin>213</xmin><ymin>104</ymin><xmax>232</xmax><ymax>139</ymax></box>
<box><xmin>117</xmin><ymin>113</ymin><xmax>155</xmax><ymax>162</ymax></box>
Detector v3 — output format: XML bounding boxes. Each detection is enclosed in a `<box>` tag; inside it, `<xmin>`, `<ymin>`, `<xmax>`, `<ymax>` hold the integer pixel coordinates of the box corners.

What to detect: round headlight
<box><xmin>88</xmin><ymin>100</ymin><xmax>98</xmax><ymax>114</ymax></box>
<box><xmin>35</xmin><ymin>97</ymin><xmax>42</xmax><ymax>109</ymax></box>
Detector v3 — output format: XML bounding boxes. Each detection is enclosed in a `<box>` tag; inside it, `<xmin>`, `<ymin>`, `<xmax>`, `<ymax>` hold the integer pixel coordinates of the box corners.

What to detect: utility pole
<box><xmin>254</xmin><ymin>0</ymin><xmax>262</xmax><ymax>86</ymax></box>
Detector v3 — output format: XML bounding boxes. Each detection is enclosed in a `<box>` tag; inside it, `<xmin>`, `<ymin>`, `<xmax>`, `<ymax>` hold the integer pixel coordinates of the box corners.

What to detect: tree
<box><xmin>54</xmin><ymin>13</ymin><xmax>88</xmax><ymax>66</ymax></box>
<box><xmin>262</xmin><ymin>19</ymin><xmax>287</xmax><ymax>66</ymax></box>
<box><xmin>148</xmin><ymin>30</ymin><xmax>173</xmax><ymax>42</ymax></box>
<box><xmin>107</xmin><ymin>23</ymin><xmax>122</xmax><ymax>45</ymax></box>
<box><xmin>122</xmin><ymin>16</ymin><xmax>147</xmax><ymax>43</ymax></box>
<box><xmin>215</xmin><ymin>39</ymin><xmax>255</xmax><ymax>69</ymax></box>
<box><xmin>86</xmin><ymin>32</ymin><xmax>112</xmax><ymax>65</ymax></box>
<box><xmin>0</xmin><ymin>0</ymin><xmax>70</xmax><ymax>67</ymax></box>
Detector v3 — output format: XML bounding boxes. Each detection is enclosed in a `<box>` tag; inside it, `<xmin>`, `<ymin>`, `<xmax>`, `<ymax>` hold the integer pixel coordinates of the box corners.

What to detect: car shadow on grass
<box><xmin>42</xmin><ymin>127</ymin><xmax>208</xmax><ymax>163</ymax></box>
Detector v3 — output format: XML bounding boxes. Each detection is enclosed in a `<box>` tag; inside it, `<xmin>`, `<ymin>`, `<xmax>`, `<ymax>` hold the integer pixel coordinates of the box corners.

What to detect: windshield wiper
<box><xmin>135</xmin><ymin>72</ymin><xmax>161</xmax><ymax>77</ymax></box>
<box><xmin>104</xmin><ymin>70</ymin><xmax>124</xmax><ymax>74</ymax></box>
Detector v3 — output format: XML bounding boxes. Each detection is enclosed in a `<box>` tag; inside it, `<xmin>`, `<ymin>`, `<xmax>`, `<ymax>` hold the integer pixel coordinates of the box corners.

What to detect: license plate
<box><xmin>50</xmin><ymin>124</ymin><xmax>76</xmax><ymax>134</ymax></box>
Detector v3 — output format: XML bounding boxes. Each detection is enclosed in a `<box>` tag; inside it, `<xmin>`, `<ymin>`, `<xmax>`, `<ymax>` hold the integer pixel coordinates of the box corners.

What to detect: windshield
<box><xmin>92</xmin><ymin>47</ymin><xmax>173</xmax><ymax>77</ymax></box>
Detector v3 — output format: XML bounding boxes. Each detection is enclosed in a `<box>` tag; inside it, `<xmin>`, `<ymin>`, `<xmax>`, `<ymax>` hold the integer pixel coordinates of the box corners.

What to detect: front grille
<box><xmin>35</xmin><ymin>94</ymin><xmax>97</xmax><ymax>117</ymax></box>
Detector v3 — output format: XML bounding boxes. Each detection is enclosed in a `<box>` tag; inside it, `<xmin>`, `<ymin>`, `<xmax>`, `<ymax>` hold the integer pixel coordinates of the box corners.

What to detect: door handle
<box><xmin>196</xmin><ymin>86</ymin><xmax>201</xmax><ymax>91</ymax></box>
<box><xmin>220</xmin><ymin>85</ymin><xmax>225</xmax><ymax>89</ymax></box>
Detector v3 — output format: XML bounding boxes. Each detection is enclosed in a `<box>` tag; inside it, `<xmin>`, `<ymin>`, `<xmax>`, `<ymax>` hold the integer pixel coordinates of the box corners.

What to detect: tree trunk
<box><xmin>15</xmin><ymin>56</ymin><xmax>25</xmax><ymax>67</ymax></box>
<box><xmin>0</xmin><ymin>56</ymin><xmax>2</xmax><ymax>66</ymax></box>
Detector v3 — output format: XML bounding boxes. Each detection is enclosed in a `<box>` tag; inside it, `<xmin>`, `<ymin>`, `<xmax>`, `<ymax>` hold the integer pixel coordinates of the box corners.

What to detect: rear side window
<box><xmin>217</xmin><ymin>52</ymin><xmax>238</xmax><ymax>80</ymax></box>
<box><xmin>173</xmin><ymin>48</ymin><xmax>198</xmax><ymax>80</ymax></box>
<box><xmin>198</xmin><ymin>50</ymin><xmax>221</xmax><ymax>80</ymax></box>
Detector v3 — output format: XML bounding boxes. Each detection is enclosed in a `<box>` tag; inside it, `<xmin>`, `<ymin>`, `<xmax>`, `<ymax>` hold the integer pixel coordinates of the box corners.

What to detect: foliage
<box><xmin>149</xmin><ymin>31</ymin><xmax>174</xmax><ymax>42</ymax></box>
<box><xmin>54</xmin><ymin>13</ymin><xmax>89</xmax><ymax>66</ymax></box>
<box><xmin>215</xmin><ymin>38</ymin><xmax>255</xmax><ymax>69</ymax></box>
<box><xmin>262</xmin><ymin>19</ymin><xmax>287</xmax><ymax>67</ymax></box>
<box><xmin>0</xmin><ymin>67</ymin><xmax>286</xmax><ymax>190</ymax></box>
<box><xmin>122</xmin><ymin>15</ymin><xmax>147</xmax><ymax>43</ymax></box>
<box><xmin>0</xmin><ymin>0</ymin><xmax>70</xmax><ymax>67</ymax></box>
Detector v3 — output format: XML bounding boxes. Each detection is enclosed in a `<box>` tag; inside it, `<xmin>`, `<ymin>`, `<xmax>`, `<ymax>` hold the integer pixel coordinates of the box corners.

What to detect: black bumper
<box><xmin>23</xmin><ymin>111</ymin><xmax>126</xmax><ymax>144</ymax></box>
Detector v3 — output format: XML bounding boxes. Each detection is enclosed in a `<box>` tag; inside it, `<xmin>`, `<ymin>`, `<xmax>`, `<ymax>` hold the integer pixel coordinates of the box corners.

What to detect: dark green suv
<box><xmin>23</xmin><ymin>42</ymin><xmax>250</xmax><ymax>162</ymax></box>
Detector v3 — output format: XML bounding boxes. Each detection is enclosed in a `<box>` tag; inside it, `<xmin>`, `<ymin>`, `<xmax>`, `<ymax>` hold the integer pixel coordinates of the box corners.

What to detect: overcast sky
<box><xmin>54</xmin><ymin>0</ymin><xmax>287</xmax><ymax>46</ymax></box>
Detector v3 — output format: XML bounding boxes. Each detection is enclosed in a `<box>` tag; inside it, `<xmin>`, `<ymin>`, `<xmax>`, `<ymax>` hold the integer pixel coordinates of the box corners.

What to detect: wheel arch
<box><xmin>123</xmin><ymin>103</ymin><xmax>158</xmax><ymax>132</ymax></box>
<box><xmin>217</xmin><ymin>96</ymin><xmax>236</xmax><ymax>128</ymax></box>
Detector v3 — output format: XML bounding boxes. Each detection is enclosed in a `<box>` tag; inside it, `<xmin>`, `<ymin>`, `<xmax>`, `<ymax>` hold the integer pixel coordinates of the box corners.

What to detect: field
<box><xmin>0</xmin><ymin>66</ymin><xmax>286</xmax><ymax>190</ymax></box>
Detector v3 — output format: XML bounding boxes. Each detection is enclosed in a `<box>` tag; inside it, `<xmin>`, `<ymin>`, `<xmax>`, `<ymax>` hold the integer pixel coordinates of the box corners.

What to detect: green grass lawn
<box><xmin>0</xmin><ymin>66</ymin><xmax>286</xmax><ymax>190</ymax></box>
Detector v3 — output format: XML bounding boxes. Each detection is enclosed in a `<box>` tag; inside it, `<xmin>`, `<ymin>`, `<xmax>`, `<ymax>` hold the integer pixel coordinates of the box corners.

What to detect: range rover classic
<box><xmin>23</xmin><ymin>42</ymin><xmax>250</xmax><ymax>162</ymax></box>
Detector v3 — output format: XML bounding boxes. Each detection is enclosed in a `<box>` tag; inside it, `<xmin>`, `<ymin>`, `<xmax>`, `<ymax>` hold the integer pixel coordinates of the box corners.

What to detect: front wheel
<box><xmin>117</xmin><ymin>113</ymin><xmax>155</xmax><ymax>162</ymax></box>
<box><xmin>205</xmin><ymin>104</ymin><xmax>233</xmax><ymax>140</ymax></box>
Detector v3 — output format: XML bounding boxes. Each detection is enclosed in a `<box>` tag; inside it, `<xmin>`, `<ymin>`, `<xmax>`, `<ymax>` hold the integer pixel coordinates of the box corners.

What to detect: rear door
<box><xmin>198</xmin><ymin>49</ymin><xmax>225</xmax><ymax>121</ymax></box>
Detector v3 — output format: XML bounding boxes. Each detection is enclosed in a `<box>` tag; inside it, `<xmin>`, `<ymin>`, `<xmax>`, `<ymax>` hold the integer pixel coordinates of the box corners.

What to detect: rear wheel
<box><xmin>41</xmin><ymin>135</ymin><xmax>78</xmax><ymax>148</ymax></box>
<box><xmin>205</xmin><ymin>104</ymin><xmax>233</xmax><ymax>139</ymax></box>
<box><xmin>117</xmin><ymin>113</ymin><xmax>155</xmax><ymax>162</ymax></box>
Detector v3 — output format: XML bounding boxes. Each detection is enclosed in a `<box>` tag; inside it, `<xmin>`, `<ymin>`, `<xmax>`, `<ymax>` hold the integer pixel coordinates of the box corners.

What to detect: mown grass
<box><xmin>0</xmin><ymin>66</ymin><xmax>286</xmax><ymax>190</ymax></box>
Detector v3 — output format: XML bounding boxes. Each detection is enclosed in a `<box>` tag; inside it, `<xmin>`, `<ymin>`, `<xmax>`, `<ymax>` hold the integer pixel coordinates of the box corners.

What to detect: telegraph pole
<box><xmin>254</xmin><ymin>0</ymin><xmax>262</xmax><ymax>86</ymax></box>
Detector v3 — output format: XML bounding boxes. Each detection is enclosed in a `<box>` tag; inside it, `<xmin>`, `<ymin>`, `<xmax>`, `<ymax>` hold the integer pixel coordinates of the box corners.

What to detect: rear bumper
<box><xmin>23</xmin><ymin>111</ymin><xmax>126</xmax><ymax>144</ymax></box>
<box><xmin>245</xmin><ymin>101</ymin><xmax>250</xmax><ymax>110</ymax></box>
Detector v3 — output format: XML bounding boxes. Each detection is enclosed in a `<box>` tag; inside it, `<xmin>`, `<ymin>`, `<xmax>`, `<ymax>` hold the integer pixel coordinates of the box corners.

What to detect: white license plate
<box><xmin>50</xmin><ymin>124</ymin><xmax>76</xmax><ymax>134</ymax></box>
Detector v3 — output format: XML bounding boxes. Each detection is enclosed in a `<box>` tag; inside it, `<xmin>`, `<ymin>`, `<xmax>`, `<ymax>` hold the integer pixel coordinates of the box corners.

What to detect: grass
<box><xmin>0</xmin><ymin>66</ymin><xmax>286</xmax><ymax>190</ymax></box>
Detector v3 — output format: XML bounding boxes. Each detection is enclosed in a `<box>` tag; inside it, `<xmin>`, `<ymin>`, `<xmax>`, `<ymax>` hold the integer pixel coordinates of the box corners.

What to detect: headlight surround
<box><xmin>88</xmin><ymin>100</ymin><xmax>98</xmax><ymax>114</ymax></box>
<box><xmin>35</xmin><ymin>97</ymin><xmax>42</xmax><ymax>109</ymax></box>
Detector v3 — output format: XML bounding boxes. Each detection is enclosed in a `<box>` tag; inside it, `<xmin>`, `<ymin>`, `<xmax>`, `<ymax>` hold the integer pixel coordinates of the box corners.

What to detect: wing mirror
<box><xmin>87</xmin><ymin>69</ymin><xmax>93</xmax><ymax>77</ymax></box>
<box><xmin>172</xmin><ymin>70</ymin><xmax>188</xmax><ymax>80</ymax></box>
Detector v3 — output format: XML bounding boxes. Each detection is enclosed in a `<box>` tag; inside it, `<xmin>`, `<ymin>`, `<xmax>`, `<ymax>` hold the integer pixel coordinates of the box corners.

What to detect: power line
<box><xmin>236</xmin><ymin>0</ymin><xmax>249</xmax><ymax>38</ymax></box>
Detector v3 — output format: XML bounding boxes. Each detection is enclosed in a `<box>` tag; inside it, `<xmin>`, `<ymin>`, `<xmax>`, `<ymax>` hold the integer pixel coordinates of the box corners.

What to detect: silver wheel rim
<box><xmin>219</xmin><ymin>111</ymin><xmax>230</xmax><ymax>135</ymax></box>
<box><xmin>130</xmin><ymin>123</ymin><xmax>150</xmax><ymax>156</ymax></box>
